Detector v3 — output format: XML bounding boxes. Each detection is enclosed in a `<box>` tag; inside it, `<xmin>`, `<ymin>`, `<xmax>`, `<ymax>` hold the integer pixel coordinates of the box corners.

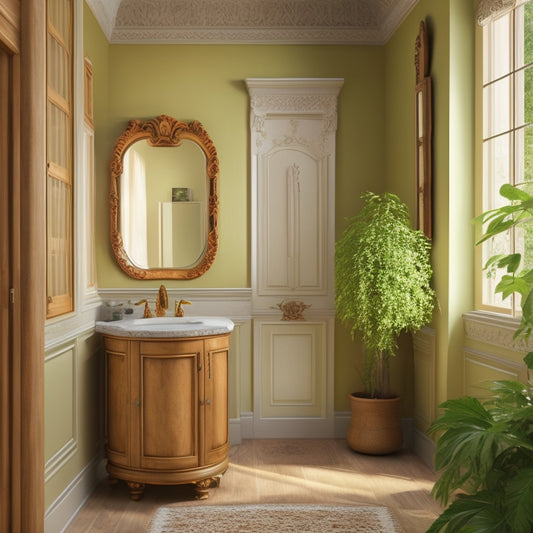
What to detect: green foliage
<box><xmin>474</xmin><ymin>183</ymin><xmax>533</xmax><ymax>342</ymax></box>
<box><xmin>427</xmin><ymin>378</ymin><xmax>533</xmax><ymax>533</ymax></box>
<box><xmin>335</xmin><ymin>191</ymin><xmax>435</xmax><ymax>398</ymax></box>
<box><xmin>428</xmin><ymin>183</ymin><xmax>533</xmax><ymax>532</ymax></box>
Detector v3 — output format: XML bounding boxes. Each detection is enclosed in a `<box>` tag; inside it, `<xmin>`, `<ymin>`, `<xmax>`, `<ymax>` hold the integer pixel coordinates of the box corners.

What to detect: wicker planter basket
<box><xmin>347</xmin><ymin>394</ymin><xmax>402</xmax><ymax>455</ymax></box>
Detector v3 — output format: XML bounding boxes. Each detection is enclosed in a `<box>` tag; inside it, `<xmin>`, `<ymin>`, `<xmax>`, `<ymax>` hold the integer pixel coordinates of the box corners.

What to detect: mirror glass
<box><xmin>110</xmin><ymin>115</ymin><xmax>219</xmax><ymax>279</ymax></box>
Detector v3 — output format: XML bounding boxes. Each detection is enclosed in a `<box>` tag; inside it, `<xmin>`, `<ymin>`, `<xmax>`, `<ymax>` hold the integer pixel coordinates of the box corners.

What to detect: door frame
<box><xmin>0</xmin><ymin>1</ymin><xmax>46</xmax><ymax>531</ymax></box>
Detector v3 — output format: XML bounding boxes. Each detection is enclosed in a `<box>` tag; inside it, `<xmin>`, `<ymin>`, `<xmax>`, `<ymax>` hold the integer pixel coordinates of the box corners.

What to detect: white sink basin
<box><xmin>95</xmin><ymin>316</ymin><xmax>234</xmax><ymax>338</ymax></box>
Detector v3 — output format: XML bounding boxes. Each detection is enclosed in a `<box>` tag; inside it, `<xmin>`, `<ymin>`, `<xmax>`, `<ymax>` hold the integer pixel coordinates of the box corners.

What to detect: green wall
<box><xmin>86</xmin><ymin>20</ymin><xmax>387</xmax><ymax>290</ymax></box>
<box><xmin>383</xmin><ymin>0</ymin><xmax>476</xmax><ymax>413</ymax></box>
<box><xmin>84</xmin><ymin>0</ymin><xmax>477</xmax><ymax>415</ymax></box>
<box><xmin>84</xmin><ymin>5</ymin><xmax>388</xmax><ymax>411</ymax></box>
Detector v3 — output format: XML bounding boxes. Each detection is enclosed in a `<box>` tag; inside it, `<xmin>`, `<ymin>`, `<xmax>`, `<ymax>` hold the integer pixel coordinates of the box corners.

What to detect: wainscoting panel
<box><xmin>412</xmin><ymin>327</ymin><xmax>436</xmax><ymax>432</ymax></box>
<box><xmin>44</xmin><ymin>327</ymin><xmax>104</xmax><ymax>529</ymax></box>
<box><xmin>253</xmin><ymin>318</ymin><xmax>334</xmax><ymax>437</ymax></box>
<box><xmin>463</xmin><ymin>347</ymin><xmax>528</xmax><ymax>399</ymax></box>
<box><xmin>45</xmin><ymin>342</ymin><xmax>77</xmax><ymax>481</ymax></box>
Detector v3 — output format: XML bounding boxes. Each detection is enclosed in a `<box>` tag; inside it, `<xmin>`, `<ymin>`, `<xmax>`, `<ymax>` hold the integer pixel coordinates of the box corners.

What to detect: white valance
<box><xmin>477</xmin><ymin>0</ymin><xmax>516</xmax><ymax>25</ymax></box>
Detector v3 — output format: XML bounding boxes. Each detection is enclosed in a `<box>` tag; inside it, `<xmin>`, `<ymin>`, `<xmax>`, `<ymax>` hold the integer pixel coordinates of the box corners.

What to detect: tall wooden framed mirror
<box><xmin>110</xmin><ymin>115</ymin><xmax>219</xmax><ymax>279</ymax></box>
<box><xmin>415</xmin><ymin>20</ymin><xmax>432</xmax><ymax>240</ymax></box>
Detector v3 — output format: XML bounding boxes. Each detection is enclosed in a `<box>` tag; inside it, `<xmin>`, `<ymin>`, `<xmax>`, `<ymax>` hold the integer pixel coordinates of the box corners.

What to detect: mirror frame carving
<box><xmin>110</xmin><ymin>115</ymin><xmax>219</xmax><ymax>279</ymax></box>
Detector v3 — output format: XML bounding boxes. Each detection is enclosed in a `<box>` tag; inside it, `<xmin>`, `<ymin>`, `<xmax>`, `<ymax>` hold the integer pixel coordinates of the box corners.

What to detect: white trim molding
<box><xmin>97</xmin><ymin>287</ymin><xmax>252</xmax><ymax>320</ymax></box>
<box><xmin>86</xmin><ymin>0</ymin><xmax>419</xmax><ymax>45</ymax></box>
<box><xmin>476</xmin><ymin>0</ymin><xmax>516</xmax><ymax>26</ymax></box>
<box><xmin>463</xmin><ymin>310</ymin><xmax>533</xmax><ymax>352</ymax></box>
<box><xmin>45</xmin><ymin>457</ymin><xmax>106</xmax><ymax>533</ymax></box>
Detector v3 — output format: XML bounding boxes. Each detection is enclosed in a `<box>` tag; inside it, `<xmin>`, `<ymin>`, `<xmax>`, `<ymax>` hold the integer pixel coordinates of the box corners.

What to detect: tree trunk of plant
<box><xmin>347</xmin><ymin>394</ymin><xmax>402</xmax><ymax>455</ymax></box>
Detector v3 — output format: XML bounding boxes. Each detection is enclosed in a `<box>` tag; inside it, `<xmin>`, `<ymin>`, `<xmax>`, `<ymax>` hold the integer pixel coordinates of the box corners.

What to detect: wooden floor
<box><xmin>64</xmin><ymin>439</ymin><xmax>442</xmax><ymax>532</ymax></box>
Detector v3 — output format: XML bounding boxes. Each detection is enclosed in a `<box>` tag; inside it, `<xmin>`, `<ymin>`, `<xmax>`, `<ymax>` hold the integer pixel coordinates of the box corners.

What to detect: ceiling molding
<box><xmin>86</xmin><ymin>0</ymin><xmax>419</xmax><ymax>45</ymax></box>
<box><xmin>85</xmin><ymin>0</ymin><xmax>121</xmax><ymax>41</ymax></box>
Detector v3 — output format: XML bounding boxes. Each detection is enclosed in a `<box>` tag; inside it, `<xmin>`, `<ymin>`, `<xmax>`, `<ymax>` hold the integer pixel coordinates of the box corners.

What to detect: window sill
<box><xmin>463</xmin><ymin>310</ymin><xmax>532</xmax><ymax>352</ymax></box>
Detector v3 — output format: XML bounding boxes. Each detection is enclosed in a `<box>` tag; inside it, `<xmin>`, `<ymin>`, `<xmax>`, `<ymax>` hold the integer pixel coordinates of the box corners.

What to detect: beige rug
<box><xmin>148</xmin><ymin>504</ymin><xmax>400</xmax><ymax>532</ymax></box>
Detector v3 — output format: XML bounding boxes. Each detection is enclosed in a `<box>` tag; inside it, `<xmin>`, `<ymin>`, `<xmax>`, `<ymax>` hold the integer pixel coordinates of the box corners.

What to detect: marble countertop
<box><xmin>95</xmin><ymin>316</ymin><xmax>234</xmax><ymax>338</ymax></box>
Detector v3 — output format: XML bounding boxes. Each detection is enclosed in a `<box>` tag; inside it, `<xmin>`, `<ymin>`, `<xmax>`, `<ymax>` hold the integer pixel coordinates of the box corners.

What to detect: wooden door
<box><xmin>0</xmin><ymin>43</ymin><xmax>13</xmax><ymax>533</ymax></box>
<box><xmin>0</xmin><ymin>1</ymin><xmax>46</xmax><ymax>531</ymax></box>
<box><xmin>139</xmin><ymin>340</ymin><xmax>201</xmax><ymax>470</ymax></box>
<box><xmin>202</xmin><ymin>335</ymin><xmax>229</xmax><ymax>466</ymax></box>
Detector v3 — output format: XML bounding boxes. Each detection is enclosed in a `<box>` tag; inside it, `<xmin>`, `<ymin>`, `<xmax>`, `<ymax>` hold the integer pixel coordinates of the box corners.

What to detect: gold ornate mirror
<box><xmin>110</xmin><ymin>115</ymin><xmax>219</xmax><ymax>279</ymax></box>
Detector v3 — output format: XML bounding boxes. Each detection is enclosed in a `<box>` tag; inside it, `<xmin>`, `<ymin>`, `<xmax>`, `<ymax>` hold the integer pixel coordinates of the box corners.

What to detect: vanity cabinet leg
<box><xmin>211</xmin><ymin>474</ymin><xmax>222</xmax><ymax>488</ymax></box>
<box><xmin>127</xmin><ymin>481</ymin><xmax>145</xmax><ymax>500</ymax></box>
<box><xmin>194</xmin><ymin>477</ymin><xmax>220</xmax><ymax>500</ymax></box>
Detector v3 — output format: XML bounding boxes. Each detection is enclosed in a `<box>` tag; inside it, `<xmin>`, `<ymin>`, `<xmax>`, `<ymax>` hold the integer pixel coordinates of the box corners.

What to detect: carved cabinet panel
<box><xmin>259</xmin><ymin>148</ymin><xmax>326</xmax><ymax>294</ymax></box>
<box><xmin>247</xmin><ymin>79</ymin><xmax>342</xmax><ymax>438</ymax></box>
<box><xmin>103</xmin><ymin>333</ymin><xmax>229</xmax><ymax>500</ymax></box>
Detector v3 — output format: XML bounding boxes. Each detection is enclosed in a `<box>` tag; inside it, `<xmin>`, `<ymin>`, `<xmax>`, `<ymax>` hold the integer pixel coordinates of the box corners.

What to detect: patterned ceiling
<box><xmin>86</xmin><ymin>0</ymin><xmax>419</xmax><ymax>45</ymax></box>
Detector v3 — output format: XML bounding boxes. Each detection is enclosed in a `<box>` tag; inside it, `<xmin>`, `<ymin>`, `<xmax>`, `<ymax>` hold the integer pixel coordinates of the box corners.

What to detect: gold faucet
<box><xmin>135</xmin><ymin>299</ymin><xmax>153</xmax><ymax>318</ymax></box>
<box><xmin>155</xmin><ymin>285</ymin><xmax>168</xmax><ymax>317</ymax></box>
<box><xmin>175</xmin><ymin>299</ymin><xmax>191</xmax><ymax>317</ymax></box>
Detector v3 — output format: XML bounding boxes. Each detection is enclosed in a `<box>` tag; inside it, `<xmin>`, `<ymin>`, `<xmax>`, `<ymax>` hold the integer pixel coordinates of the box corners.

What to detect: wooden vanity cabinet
<box><xmin>103</xmin><ymin>333</ymin><xmax>229</xmax><ymax>500</ymax></box>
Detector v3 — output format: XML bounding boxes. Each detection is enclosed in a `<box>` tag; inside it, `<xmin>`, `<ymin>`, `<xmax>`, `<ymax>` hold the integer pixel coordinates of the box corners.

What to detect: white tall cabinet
<box><xmin>246</xmin><ymin>78</ymin><xmax>343</xmax><ymax>437</ymax></box>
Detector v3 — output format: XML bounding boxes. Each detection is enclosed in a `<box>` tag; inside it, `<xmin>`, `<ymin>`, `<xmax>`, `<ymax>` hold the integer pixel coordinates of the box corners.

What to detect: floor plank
<box><xmin>64</xmin><ymin>439</ymin><xmax>442</xmax><ymax>532</ymax></box>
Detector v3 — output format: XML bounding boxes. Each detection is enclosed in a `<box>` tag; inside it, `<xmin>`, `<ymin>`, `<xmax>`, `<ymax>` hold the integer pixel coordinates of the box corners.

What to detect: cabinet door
<box><xmin>138</xmin><ymin>340</ymin><xmax>201</xmax><ymax>470</ymax></box>
<box><xmin>202</xmin><ymin>335</ymin><xmax>229</xmax><ymax>466</ymax></box>
<box><xmin>258</xmin><ymin>322</ymin><xmax>327</xmax><ymax>419</ymax></box>
<box><xmin>258</xmin><ymin>147</ymin><xmax>327</xmax><ymax>295</ymax></box>
<box><xmin>105</xmin><ymin>337</ymin><xmax>131</xmax><ymax>468</ymax></box>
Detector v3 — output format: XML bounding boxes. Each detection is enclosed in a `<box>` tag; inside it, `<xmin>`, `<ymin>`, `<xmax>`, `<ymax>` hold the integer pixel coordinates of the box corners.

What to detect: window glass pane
<box><xmin>515</xmin><ymin>125</ymin><xmax>533</xmax><ymax>182</ymax></box>
<box><xmin>484</xmin><ymin>12</ymin><xmax>511</xmax><ymax>83</ymax></box>
<box><xmin>483</xmin><ymin>76</ymin><xmax>511</xmax><ymax>138</ymax></box>
<box><xmin>481</xmin><ymin>234</ymin><xmax>513</xmax><ymax>310</ymax></box>
<box><xmin>483</xmin><ymin>134</ymin><xmax>511</xmax><ymax>210</ymax></box>
<box><xmin>516</xmin><ymin>1</ymin><xmax>533</xmax><ymax>68</ymax></box>
<box><xmin>515</xmin><ymin>65</ymin><xmax>533</xmax><ymax>129</ymax></box>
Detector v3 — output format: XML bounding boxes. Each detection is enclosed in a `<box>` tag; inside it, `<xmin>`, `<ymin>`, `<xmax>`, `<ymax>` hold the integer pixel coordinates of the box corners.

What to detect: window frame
<box><xmin>477</xmin><ymin>0</ymin><xmax>533</xmax><ymax>317</ymax></box>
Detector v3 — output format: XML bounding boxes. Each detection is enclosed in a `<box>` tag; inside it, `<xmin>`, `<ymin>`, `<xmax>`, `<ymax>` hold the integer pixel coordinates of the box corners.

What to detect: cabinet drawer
<box><xmin>140</xmin><ymin>339</ymin><xmax>202</xmax><ymax>355</ymax></box>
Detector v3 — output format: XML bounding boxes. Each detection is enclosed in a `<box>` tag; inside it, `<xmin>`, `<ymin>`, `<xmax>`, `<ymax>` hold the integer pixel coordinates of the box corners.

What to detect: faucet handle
<box><xmin>175</xmin><ymin>299</ymin><xmax>191</xmax><ymax>317</ymax></box>
<box><xmin>135</xmin><ymin>299</ymin><xmax>153</xmax><ymax>318</ymax></box>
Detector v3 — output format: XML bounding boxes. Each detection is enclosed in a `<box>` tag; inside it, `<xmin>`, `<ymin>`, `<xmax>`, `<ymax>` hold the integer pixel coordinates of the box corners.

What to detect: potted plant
<box><xmin>427</xmin><ymin>183</ymin><xmax>533</xmax><ymax>532</ymax></box>
<box><xmin>335</xmin><ymin>191</ymin><xmax>435</xmax><ymax>454</ymax></box>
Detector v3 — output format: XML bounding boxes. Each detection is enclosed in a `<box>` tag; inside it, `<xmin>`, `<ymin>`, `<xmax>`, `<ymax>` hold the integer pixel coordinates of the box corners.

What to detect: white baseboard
<box><xmin>334</xmin><ymin>411</ymin><xmax>351</xmax><ymax>438</ymax></box>
<box><xmin>45</xmin><ymin>456</ymin><xmax>107</xmax><ymax>533</ymax></box>
<box><xmin>413</xmin><ymin>426</ymin><xmax>436</xmax><ymax>471</ymax></box>
<box><xmin>240</xmin><ymin>412</ymin><xmax>254</xmax><ymax>439</ymax></box>
<box><xmin>229</xmin><ymin>417</ymin><xmax>242</xmax><ymax>445</ymax></box>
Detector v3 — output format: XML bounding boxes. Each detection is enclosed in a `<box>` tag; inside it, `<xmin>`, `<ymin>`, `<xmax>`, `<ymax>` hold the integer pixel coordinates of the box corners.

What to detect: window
<box><xmin>480</xmin><ymin>0</ymin><xmax>533</xmax><ymax>314</ymax></box>
<box><xmin>46</xmin><ymin>0</ymin><xmax>73</xmax><ymax>318</ymax></box>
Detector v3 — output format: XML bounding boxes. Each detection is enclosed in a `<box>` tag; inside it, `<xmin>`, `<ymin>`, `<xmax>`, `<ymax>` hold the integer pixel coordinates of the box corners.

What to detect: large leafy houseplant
<box><xmin>335</xmin><ymin>191</ymin><xmax>435</xmax><ymax>398</ymax></box>
<box><xmin>427</xmin><ymin>183</ymin><xmax>533</xmax><ymax>533</ymax></box>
